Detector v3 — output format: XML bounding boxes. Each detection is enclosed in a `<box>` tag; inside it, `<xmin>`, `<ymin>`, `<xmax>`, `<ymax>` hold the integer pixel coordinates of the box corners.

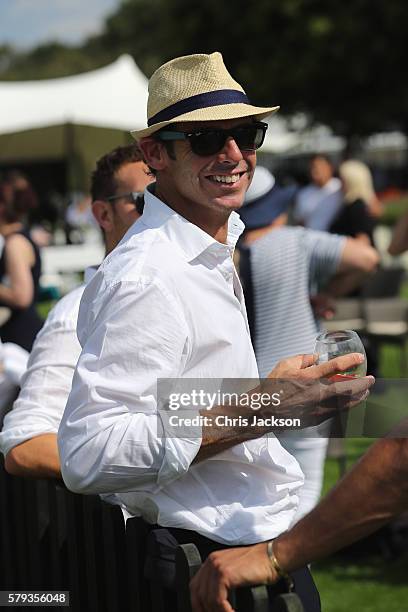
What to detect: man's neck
<box><xmin>104</xmin><ymin>241</ymin><xmax>113</xmax><ymax>256</ymax></box>
<box><xmin>315</xmin><ymin>178</ymin><xmax>332</xmax><ymax>189</ymax></box>
<box><xmin>155</xmin><ymin>186</ymin><xmax>230</xmax><ymax>244</ymax></box>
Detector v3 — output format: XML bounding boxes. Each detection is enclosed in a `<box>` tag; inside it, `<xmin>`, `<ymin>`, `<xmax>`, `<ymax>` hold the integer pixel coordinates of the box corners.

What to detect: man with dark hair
<box><xmin>90</xmin><ymin>144</ymin><xmax>152</xmax><ymax>246</ymax></box>
<box><xmin>59</xmin><ymin>53</ymin><xmax>372</xmax><ymax>611</ymax></box>
<box><xmin>91</xmin><ymin>143</ymin><xmax>149</xmax><ymax>203</ymax></box>
<box><xmin>0</xmin><ymin>144</ymin><xmax>153</xmax><ymax>478</ymax></box>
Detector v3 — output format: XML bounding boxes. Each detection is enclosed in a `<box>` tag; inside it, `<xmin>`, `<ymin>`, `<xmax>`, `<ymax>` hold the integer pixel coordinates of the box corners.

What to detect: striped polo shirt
<box><xmin>243</xmin><ymin>226</ymin><xmax>345</xmax><ymax>378</ymax></box>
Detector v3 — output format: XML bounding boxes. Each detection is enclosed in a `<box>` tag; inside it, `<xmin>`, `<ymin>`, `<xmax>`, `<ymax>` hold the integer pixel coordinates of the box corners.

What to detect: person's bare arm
<box><xmin>367</xmin><ymin>196</ymin><xmax>384</xmax><ymax>219</ymax></box>
<box><xmin>194</xmin><ymin>353</ymin><xmax>372</xmax><ymax>463</ymax></box>
<box><xmin>5</xmin><ymin>433</ymin><xmax>61</xmax><ymax>479</ymax></box>
<box><xmin>326</xmin><ymin>237</ymin><xmax>378</xmax><ymax>296</ymax></box>
<box><xmin>274</xmin><ymin>436</ymin><xmax>408</xmax><ymax>568</ymax></box>
<box><xmin>0</xmin><ymin>234</ymin><xmax>35</xmax><ymax>307</ymax></box>
<box><xmin>336</xmin><ymin>237</ymin><xmax>379</xmax><ymax>275</ymax></box>
<box><xmin>190</xmin><ymin>437</ymin><xmax>408</xmax><ymax>612</ymax></box>
<box><xmin>322</xmin><ymin>267</ymin><xmax>369</xmax><ymax>300</ymax></box>
<box><xmin>388</xmin><ymin>211</ymin><xmax>408</xmax><ymax>256</ymax></box>
<box><xmin>312</xmin><ymin>237</ymin><xmax>379</xmax><ymax>310</ymax></box>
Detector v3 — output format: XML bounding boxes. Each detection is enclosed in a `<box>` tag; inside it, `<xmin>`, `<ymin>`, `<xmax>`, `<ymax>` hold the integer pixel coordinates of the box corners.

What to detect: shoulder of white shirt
<box><xmin>39</xmin><ymin>266</ymin><xmax>98</xmax><ymax>333</ymax></box>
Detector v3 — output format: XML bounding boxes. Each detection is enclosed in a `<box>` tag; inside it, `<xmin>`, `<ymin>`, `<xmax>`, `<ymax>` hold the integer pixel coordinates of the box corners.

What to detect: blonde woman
<box><xmin>330</xmin><ymin>160</ymin><xmax>376</xmax><ymax>245</ymax></box>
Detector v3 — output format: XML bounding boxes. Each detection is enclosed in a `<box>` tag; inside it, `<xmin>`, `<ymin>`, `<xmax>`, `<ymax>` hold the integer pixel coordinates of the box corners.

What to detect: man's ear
<box><xmin>92</xmin><ymin>200</ymin><xmax>114</xmax><ymax>232</ymax></box>
<box><xmin>139</xmin><ymin>137</ymin><xmax>169</xmax><ymax>171</ymax></box>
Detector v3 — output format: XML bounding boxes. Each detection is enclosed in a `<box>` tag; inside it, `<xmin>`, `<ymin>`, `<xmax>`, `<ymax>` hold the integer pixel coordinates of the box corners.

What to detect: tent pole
<box><xmin>64</xmin><ymin>121</ymin><xmax>76</xmax><ymax>194</ymax></box>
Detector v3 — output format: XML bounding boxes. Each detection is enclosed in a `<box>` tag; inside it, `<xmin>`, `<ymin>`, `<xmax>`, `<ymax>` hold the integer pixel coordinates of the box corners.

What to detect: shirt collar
<box><xmin>84</xmin><ymin>265</ymin><xmax>98</xmax><ymax>284</ymax></box>
<box><xmin>141</xmin><ymin>185</ymin><xmax>245</xmax><ymax>263</ymax></box>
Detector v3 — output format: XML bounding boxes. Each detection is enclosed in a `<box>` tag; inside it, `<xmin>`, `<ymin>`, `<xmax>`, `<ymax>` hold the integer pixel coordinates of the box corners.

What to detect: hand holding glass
<box><xmin>314</xmin><ymin>330</ymin><xmax>367</xmax><ymax>378</ymax></box>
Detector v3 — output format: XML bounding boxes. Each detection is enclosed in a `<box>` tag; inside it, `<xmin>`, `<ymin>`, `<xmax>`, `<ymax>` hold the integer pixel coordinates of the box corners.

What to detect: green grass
<box><xmin>401</xmin><ymin>282</ymin><xmax>408</xmax><ymax>300</ymax></box>
<box><xmin>380</xmin><ymin>195</ymin><xmax>408</xmax><ymax>226</ymax></box>
<box><xmin>36</xmin><ymin>300</ymin><xmax>55</xmax><ymax>319</ymax></box>
<box><xmin>313</xmin><ymin>551</ymin><xmax>408</xmax><ymax>612</ymax></box>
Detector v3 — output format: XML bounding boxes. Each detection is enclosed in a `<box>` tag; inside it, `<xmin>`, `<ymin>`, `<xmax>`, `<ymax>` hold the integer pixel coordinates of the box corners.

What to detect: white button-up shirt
<box><xmin>0</xmin><ymin>268</ymin><xmax>96</xmax><ymax>455</ymax></box>
<box><xmin>59</xmin><ymin>189</ymin><xmax>303</xmax><ymax>545</ymax></box>
<box><xmin>0</xmin><ymin>339</ymin><xmax>28</xmax><ymax>425</ymax></box>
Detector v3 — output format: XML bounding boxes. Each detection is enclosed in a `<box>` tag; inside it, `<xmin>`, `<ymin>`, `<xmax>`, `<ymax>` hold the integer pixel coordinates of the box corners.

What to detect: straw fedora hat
<box><xmin>131</xmin><ymin>52</ymin><xmax>279</xmax><ymax>140</ymax></box>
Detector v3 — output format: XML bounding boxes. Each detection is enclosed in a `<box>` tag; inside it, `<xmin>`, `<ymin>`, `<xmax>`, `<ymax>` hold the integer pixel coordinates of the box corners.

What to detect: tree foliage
<box><xmin>84</xmin><ymin>0</ymin><xmax>408</xmax><ymax>137</ymax></box>
<box><xmin>1</xmin><ymin>0</ymin><xmax>408</xmax><ymax>137</ymax></box>
<box><xmin>0</xmin><ymin>42</ymin><xmax>110</xmax><ymax>81</ymax></box>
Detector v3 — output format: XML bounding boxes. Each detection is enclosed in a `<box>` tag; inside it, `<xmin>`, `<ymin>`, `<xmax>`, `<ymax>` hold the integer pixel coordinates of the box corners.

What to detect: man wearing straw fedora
<box><xmin>59</xmin><ymin>52</ymin><xmax>372</xmax><ymax>611</ymax></box>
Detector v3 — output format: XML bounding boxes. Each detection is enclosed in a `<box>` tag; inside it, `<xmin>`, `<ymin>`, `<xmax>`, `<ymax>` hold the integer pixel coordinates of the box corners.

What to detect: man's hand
<box><xmin>267</xmin><ymin>352</ymin><xmax>365</xmax><ymax>380</ymax></box>
<box><xmin>190</xmin><ymin>543</ymin><xmax>275</xmax><ymax>612</ymax></box>
<box><xmin>253</xmin><ymin>353</ymin><xmax>375</xmax><ymax>430</ymax></box>
<box><xmin>310</xmin><ymin>294</ymin><xmax>336</xmax><ymax>320</ymax></box>
<box><xmin>195</xmin><ymin>353</ymin><xmax>374</xmax><ymax>462</ymax></box>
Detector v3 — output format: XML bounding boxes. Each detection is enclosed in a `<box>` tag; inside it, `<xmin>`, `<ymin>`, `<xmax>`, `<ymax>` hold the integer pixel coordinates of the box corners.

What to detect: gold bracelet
<box><xmin>266</xmin><ymin>540</ymin><xmax>294</xmax><ymax>591</ymax></box>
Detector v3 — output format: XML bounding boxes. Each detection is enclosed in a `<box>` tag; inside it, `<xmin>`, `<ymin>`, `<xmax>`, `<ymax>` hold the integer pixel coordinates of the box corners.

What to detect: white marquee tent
<box><xmin>0</xmin><ymin>54</ymin><xmax>149</xmax><ymax>135</ymax></box>
<box><xmin>0</xmin><ymin>55</ymin><xmax>152</xmax><ymax>191</ymax></box>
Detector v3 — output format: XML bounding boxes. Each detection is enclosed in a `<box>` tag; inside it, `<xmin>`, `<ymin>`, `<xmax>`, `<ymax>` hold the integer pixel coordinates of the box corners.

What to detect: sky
<box><xmin>0</xmin><ymin>0</ymin><xmax>122</xmax><ymax>49</ymax></box>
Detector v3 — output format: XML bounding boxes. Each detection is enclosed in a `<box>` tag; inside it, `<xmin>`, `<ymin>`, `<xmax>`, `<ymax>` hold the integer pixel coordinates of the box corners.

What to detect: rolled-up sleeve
<box><xmin>58</xmin><ymin>277</ymin><xmax>200</xmax><ymax>495</ymax></box>
<box><xmin>0</xmin><ymin>321</ymin><xmax>80</xmax><ymax>456</ymax></box>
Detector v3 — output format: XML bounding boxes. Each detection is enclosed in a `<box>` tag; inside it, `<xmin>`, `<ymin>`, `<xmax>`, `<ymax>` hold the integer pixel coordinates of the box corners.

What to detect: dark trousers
<box><xmin>145</xmin><ymin>526</ymin><xmax>321</xmax><ymax>612</ymax></box>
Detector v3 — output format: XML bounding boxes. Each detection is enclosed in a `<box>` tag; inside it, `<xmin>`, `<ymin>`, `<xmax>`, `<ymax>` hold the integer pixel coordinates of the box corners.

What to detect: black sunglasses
<box><xmin>107</xmin><ymin>191</ymin><xmax>144</xmax><ymax>214</ymax></box>
<box><xmin>156</xmin><ymin>121</ymin><xmax>268</xmax><ymax>157</ymax></box>
<box><xmin>107</xmin><ymin>191</ymin><xmax>141</xmax><ymax>204</ymax></box>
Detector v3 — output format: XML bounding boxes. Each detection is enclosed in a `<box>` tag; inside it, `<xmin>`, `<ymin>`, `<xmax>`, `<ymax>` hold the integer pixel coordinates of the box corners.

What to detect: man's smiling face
<box><xmin>154</xmin><ymin>118</ymin><xmax>257</xmax><ymax>222</ymax></box>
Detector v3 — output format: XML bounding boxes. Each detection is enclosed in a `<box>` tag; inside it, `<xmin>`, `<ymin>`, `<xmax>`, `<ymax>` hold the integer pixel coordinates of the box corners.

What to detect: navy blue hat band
<box><xmin>148</xmin><ymin>89</ymin><xmax>250</xmax><ymax>126</ymax></box>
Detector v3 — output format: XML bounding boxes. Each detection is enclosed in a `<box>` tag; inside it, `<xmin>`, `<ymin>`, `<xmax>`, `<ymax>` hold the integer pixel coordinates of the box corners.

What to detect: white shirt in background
<box><xmin>59</xmin><ymin>188</ymin><xmax>304</xmax><ymax>546</ymax></box>
<box><xmin>0</xmin><ymin>339</ymin><xmax>29</xmax><ymax>426</ymax></box>
<box><xmin>0</xmin><ymin>268</ymin><xmax>96</xmax><ymax>456</ymax></box>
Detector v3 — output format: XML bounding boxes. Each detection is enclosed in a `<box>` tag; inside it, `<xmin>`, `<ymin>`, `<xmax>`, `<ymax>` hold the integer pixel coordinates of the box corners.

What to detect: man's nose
<box><xmin>217</xmin><ymin>136</ymin><xmax>243</xmax><ymax>163</ymax></box>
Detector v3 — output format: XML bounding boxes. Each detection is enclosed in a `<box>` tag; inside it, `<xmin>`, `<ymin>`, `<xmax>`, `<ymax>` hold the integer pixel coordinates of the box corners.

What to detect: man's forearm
<box><xmin>388</xmin><ymin>212</ymin><xmax>408</xmax><ymax>256</ymax></box>
<box><xmin>274</xmin><ymin>438</ymin><xmax>408</xmax><ymax>571</ymax></box>
<box><xmin>324</xmin><ymin>270</ymin><xmax>368</xmax><ymax>298</ymax></box>
<box><xmin>193</xmin><ymin>362</ymin><xmax>371</xmax><ymax>464</ymax></box>
<box><xmin>194</xmin><ymin>380</ymin><xmax>310</xmax><ymax>463</ymax></box>
<box><xmin>5</xmin><ymin>433</ymin><xmax>61</xmax><ymax>479</ymax></box>
<box><xmin>194</xmin><ymin>404</ymin><xmax>258</xmax><ymax>463</ymax></box>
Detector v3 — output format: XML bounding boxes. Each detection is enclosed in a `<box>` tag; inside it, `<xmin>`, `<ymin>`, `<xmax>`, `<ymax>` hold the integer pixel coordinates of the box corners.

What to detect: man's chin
<box><xmin>211</xmin><ymin>192</ymin><xmax>246</xmax><ymax>212</ymax></box>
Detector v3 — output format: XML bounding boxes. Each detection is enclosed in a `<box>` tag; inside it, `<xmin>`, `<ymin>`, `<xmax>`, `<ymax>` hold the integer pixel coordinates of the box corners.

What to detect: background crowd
<box><xmin>1</xmin><ymin>151</ymin><xmax>407</xmax><ymax>357</ymax></box>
